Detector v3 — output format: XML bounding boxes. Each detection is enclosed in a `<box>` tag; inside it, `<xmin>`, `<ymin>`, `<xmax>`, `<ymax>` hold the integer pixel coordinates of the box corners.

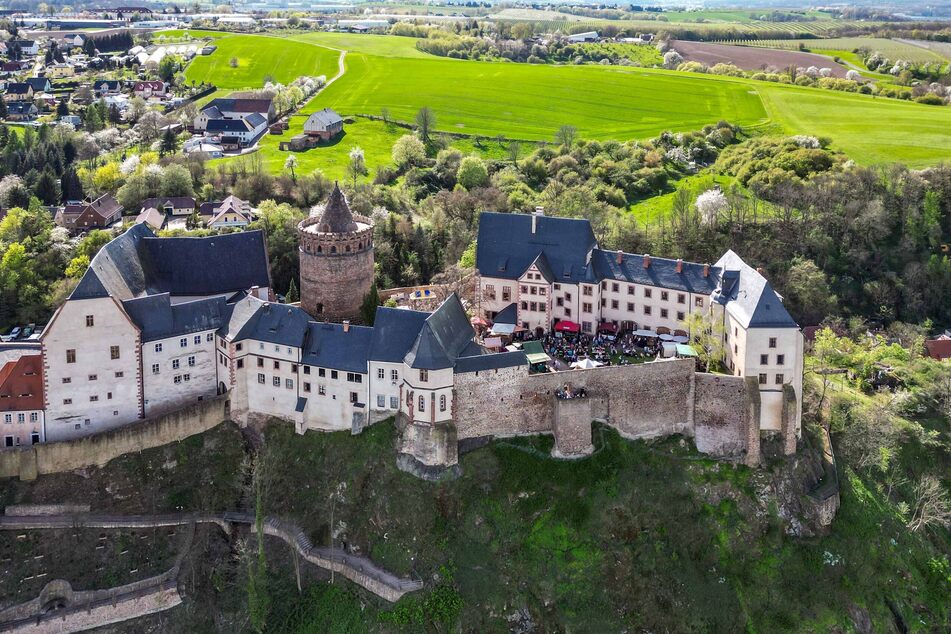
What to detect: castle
<box><xmin>0</xmin><ymin>198</ymin><xmax>803</xmax><ymax>475</ymax></box>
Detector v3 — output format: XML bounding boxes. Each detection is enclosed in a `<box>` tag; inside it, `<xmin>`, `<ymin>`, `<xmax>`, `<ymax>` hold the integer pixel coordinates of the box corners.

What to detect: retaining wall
<box><xmin>0</xmin><ymin>396</ymin><xmax>229</xmax><ymax>481</ymax></box>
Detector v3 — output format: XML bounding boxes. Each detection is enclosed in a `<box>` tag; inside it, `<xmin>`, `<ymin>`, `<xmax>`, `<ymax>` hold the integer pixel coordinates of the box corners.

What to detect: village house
<box><xmin>25</xmin><ymin>77</ymin><xmax>52</xmax><ymax>94</ymax></box>
<box><xmin>474</xmin><ymin>210</ymin><xmax>803</xmax><ymax>433</ymax></box>
<box><xmin>193</xmin><ymin>97</ymin><xmax>274</xmax><ymax>132</ymax></box>
<box><xmin>199</xmin><ymin>195</ymin><xmax>254</xmax><ymax>228</ymax></box>
<box><xmin>303</xmin><ymin>108</ymin><xmax>344</xmax><ymax>141</ymax></box>
<box><xmin>3</xmin><ymin>83</ymin><xmax>33</xmax><ymax>103</ymax></box>
<box><xmin>0</xmin><ymin>343</ymin><xmax>45</xmax><ymax>448</ymax></box>
<box><xmin>6</xmin><ymin>102</ymin><xmax>38</xmax><ymax>122</ymax></box>
<box><xmin>11</xmin><ymin>40</ymin><xmax>40</xmax><ymax>56</ymax></box>
<box><xmin>205</xmin><ymin>112</ymin><xmax>268</xmax><ymax>147</ymax></box>
<box><xmin>54</xmin><ymin>194</ymin><xmax>123</xmax><ymax>233</ymax></box>
<box><xmin>132</xmin><ymin>80</ymin><xmax>166</xmax><ymax>99</ymax></box>
<box><xmin>140</xmin><ymin>196</ymin><xmax>196</xmax><ymax>217</ymax></box>
<box><xmin>134</xmin><ymin>206</ymin><xmax>167</xmax><ymax>231</ymax></box>
<box><xmin>93</xmin><ymin>79</ymin><xmax>122</xmax><ymax>98</ymax></box>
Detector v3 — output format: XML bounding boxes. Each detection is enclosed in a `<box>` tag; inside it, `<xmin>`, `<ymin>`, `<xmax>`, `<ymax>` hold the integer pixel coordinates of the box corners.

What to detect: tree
<box><xmin>229</xmin><ymin>56</ymin><xmax>238</xmax><ymax>68</ymax></box>
<box><xmin>84</xmin><ymin>104</ymin><xmax>103</xmax><ymax>132</ymax></box>
<box><xmin>507</xmin><ymin>140</ymin><xmax>521</xmax><ymax>165</ymax></box>
<box><xmin>346</xmin><ymin>146</ymin><xmax>367</xmax><ymax>189</ymax></box>
<box><xmin>380</xmin><ymin>106</ymin><xmax>390</xmax><ymax>124</ymax></box>
<box><xmin>360</xmin><ymin>284</ymin><xmax>380</xmax><ymax>325</ymax></box>
<box><xmin>415</xmin><ymin>106</ymin><xmax>435</xmax><ymax>144</ymax></box>
<box><xmin>783</xmin><ymin>257</ymin><xmax>838</xmax><ymax>325</ymax></box>
<box><xmin>285</xmin><ymin>279</ymin><xmax>299</xmax><ymax>304</ymax></box>
<box><xmin>906</xmin><ymin>475</ymin><xmax>950</xmax><ymax>533</ymax></box>
<box><xmin>554</xmin><ymin>124</ymin><xmax>578</xmax><ymax>150</ymax></box>
<box><xmin>159</xmin><ymin>164</ymin><xmax>195</xmax><ymax>198</ymax></box>
<box><xmin>34</xmin><ymin>169</ymin><xmax>60</xmax><ymax>205</ymax></box>
<box><xmin>392</xmin><ymin>135</ymin><xmax>426</xmax><ymax>169</ymax></box>
<box><xmin>158</xmin><ymin>54</ymin><xmax>179</xmax><ymax>82</ymax></box>
<box><xmin>56</xmin><ymin>99</ymin><xmax>69</xmax><ymax>118</ymax></box>
<box><xmin>680</xmin><ymin>309</ymin><xmax>725</xmax><ymax>372</ymax></box>
<box><xmin>695</xmin><ymin>188</ymin><xmax>727</xmax><ymax>225</ymax></box>
<box><xmin>160</xmin><ymin>127</ymin><xmax>178</xmax><ymax>156</ymax></box>
<box><xmin>284</xmin><ymin>154</ymin><xmax>298</xmax><ymax>181</ymax></box>
<box><xmin>456</xmin><ymin>156</ymin><xmax>488</xmax><ymax>190</ymax></box>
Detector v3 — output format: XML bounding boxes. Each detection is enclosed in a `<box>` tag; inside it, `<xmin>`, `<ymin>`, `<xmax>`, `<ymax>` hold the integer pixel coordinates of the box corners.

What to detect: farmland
<box><xmin>720</xmin><ymin>37</ymin><xmax>950</xmax><ymax>64</ymax></box>
<box><xmin>672</xmin><ymin>40</ymin><xmax>852</xmax><ymax>77</ymax></box>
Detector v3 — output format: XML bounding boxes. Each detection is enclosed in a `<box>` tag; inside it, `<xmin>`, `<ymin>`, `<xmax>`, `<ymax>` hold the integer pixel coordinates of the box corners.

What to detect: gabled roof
<box><xmin>141</xmin><ymin>196</ymin><xmax>195</xmax><ymax>211</ymax></box>
<box><xmin>25</xmin><ymin>77</ymin><xmax>50</xmax><ymax>91</ymax></box>
<box><xmin>476</xmin><ymin>212</ymin><xmax>598</xmax><ymax>283</ymax></box>
<box><xmin>592</xmin><ymin>250</ymin><xmax>720</xmax><ymax>294</ymax></box>
<box><xmin>122</xmin><ymin>293</ymin><xmax>230</xmax><ymax>342</ymax></box>
<box><xmin>404</xmin><ymin>294</ymin><xmax>480</xmax><ymax>370</ymax></box>
<box><xmin>87</xmin><ymin>193</ymin><xmax>122</xmax><ymax>219</ymax></box>
<box><xmin>205</xmin><ymin>97</ymin><xmax>272</xmax><ymax>115</ymax></box>
<box><xmin>200</xmin><ymin>105</ymin><xmax>223</xmax><ymax>119</ymax></box>
<box><xmin>454</xmin><ymin>350</ymin><xmax>527</xmax><ymax>374</ymax></box>
<box><xmin>6</xmin><ymin>82</ymin><xmax>31</xmax><ymax>94</ymax></box>
<box><xmin>0</xmin><ymin>351</ymin><xmax>43</xmax><ymax>411</ymax></box>
<box><xmin>93</xmin><ymin>79</ymin><xmax>121</xmax><ymax>89</ymax></box>
<box><xmin>302</xmin><ymin>322</ymin><xmax>373</xmax><ymax>373</ymax></box>
<box><xmin>71</xmin><ymin>224</ymin><xmax>272</xmax><ymax>301</ymax></box>
<box><xmin>305</xmin><ymin>107</ymin><xmax>342</xmax><ymax>129</ymax></box>
<box><xmin>712</xmin><ymin>250</ymin><xmax>798</xmax><ymax>329</ymax></box>
<box><xmin>134</xmin><ymin>206</ymin><xmax>166</xmax><ymax>230</ymax></box>
<box><xmin>493</xmin><ymin>302</ymin><xmax>517</xmax><ymax>325</ymax></box>
<box><xmin>368</xmin><ymin>306</ymin><xmax>430</xmax><ymax>362</ymax></box>
<box><xmin>234</xmin><ymin>300</ymin><xmax>311</xmax><ymax>348</ymax></box>
<box><xmin>7</xmin><ymin>102</ymin><xmax>37</xmax><ymax>115</ymax></box>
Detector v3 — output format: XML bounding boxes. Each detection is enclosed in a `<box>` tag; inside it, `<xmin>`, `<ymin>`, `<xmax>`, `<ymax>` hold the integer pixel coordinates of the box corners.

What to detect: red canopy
<box><xmin>555</xmin><ymin>320</ymin><xmax>580</xmax><ymax>333</ymax></box>
<box><xmin>598</xmin><ymin>322</ymin><xmax>617</xmax><ymax>333</ymax></box>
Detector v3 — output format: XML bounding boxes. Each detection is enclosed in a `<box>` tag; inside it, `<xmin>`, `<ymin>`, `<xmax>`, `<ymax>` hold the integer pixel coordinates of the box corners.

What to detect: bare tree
<box><xmin>907</xmin><ymin>476</ymin><xmax>951</xmax><ymax>533</ymax></box>
<box><xmin>554</xmin><ymin>124</ymin><xmax>577</xmax><ymax>150</ymax></box>
<box><xmin>415</xmin><ymin>106</ymin><xmax>435</xmax><ymax>144</ymax></box>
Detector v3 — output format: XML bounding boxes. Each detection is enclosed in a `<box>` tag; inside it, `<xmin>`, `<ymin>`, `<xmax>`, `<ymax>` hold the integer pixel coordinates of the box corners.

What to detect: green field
<box><xmin>723</xmin><ymin>37</ymin><xmax>949</xmax><ymax>64</ymax></box>
<box><xmin>182</xmin><ymin>32</ymin><xmax>951</xmax><ymax>169</ymax></box>
<box><xmin>183</xmin><ymin>33</ymin><xmax>340</xmax><ymax>90</ymax></box>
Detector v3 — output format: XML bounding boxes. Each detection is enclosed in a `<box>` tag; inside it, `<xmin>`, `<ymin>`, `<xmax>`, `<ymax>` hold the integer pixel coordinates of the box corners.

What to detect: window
<box><xmin>583</xmin><ymin>302</ymin><xmax>592</xmax><ymax>313</ymax></box>
<box><xmin>180</xmin><ymin>338</ymin><xmax>187</xmax><ymax>348</ymax></box>
<box><xmin>695</xmin><ymin>297</ymin><xmax>704</xmax><ymax>308</ymax></box>
<box><xmin>759</xmin><ymin>373</ymin><xmax>767</xmax><ymax>385</ymax></box>
<box><xmin>2</xmin><ymin>414</ymin><xmax>9</xmax><ymax>423</ymax></box>
<box><xmin>390</xmin><ymin>396</ymin><xmax>399</xmax><ymax>409</ymax></box>
<box><xmin>677</xmin><ymin>294</ymin><xmax>686</xmax><ymax>304</ymax></box>
<box><xmin>600</xmin><ymin>298</ymin><xmax>606</xmax><ymax>307</ymax></box>
<box><xmin>644</xmin><ymin>288</ymin><xmax>652</xmax><ymax>299</ymax></box>
<box><xmin>331</xmin><ymin>370</ymin><xmax>338</xmax><ymax>380</ymax></box>
<box><xmin>554</xmin><ymin>283</ymin><xmax>561</xmax><ymax>290</ymax></box>
<box><xmin>565</xmin><ymin>308</ymin><xmax>572</xmax><ymax>317</ymax></box>
<box><xmin>439</xmin><ymin>394</ymin><xmax>447</xmax><ymax>412</ymax></box>
<box><xmin>350</xmin><ymin>392</ymin><xmax>359</xmax><ymax>404</ymax></box>
<box><xmin>273</xmin><ymin>377</ymin><xmax>280</xmax><ymax>387</ymax></box>
<box><xmin>285</xmin><ymin>378</ymin><xmax>293</xmax><ymax>389</ymax></box>
<box><xmin>377</xmin><ymin>395</ymin><xmax>385</xmax><ymax>408</ymax></box>
<box><xmin>484</xmin><ymin>283</ymin><xmax>495</xmax><ymax>300</ymax></box>
<box><xmin>418</xmin><ymin>395</ymin><xmax>425</xmax><ymax>412</ymax></box>
<box><xmin>173</xmin><ymin>376</ymin><xmax>182</xmax><ymax>384</ymax></box>
<box><xmin>63</xmin><ymin>398</ymin><xmax>72</xmax><ymax>405</ymax></box>
<box><xmin>520</xmin><ymin>301</ymin><xmax>527</xmax><ymax>310</ymax></box>
<box><xmin>29</xmin><ymin>412</ymin><xmax>37</xmax><ymax>423</ymax></box>
<box><xmin>775</xmin><ymin>373</ymin><xmax>785</xmax><ymax>385</ymax></box>
<box><xmin>206</xmin><ymin>333</ymin><xmax>214</xmax><ymax>342</ymax></box>
<box><xmin>583</xmin><ymin>286</ymin><xmax>592</xmax><ymax>296</ymax></box>
<box><xmin>304</xmin><ymin>366</ymin><xmax>311</xmax><ymax>375</ymax></box>
<box><xmin>110</xmin><ymin>345</ymin><xmax>120</xmax><ymax>360</ymax></box>
<box><xmin>188</xmin><ymin>356</ymin><xmax>196</xmax><ymax>367</ymax></box>
<box><xmin>88</xmin><ymin>374</ymin><xmax>97</xmax><ymax>381</ymax></box>
<box><xmin>107</xmin><ymin>392</ymin><xmax>112</xmax><ymax>399</ymax></box>
<box><xmin>530</xmin><ymin>302</ymin><xmax>537</xmax><ymax>311</ymax></box>
<box><xmin>677</xmin><ymin>312</ymin><xmax>684</xmax><ymax>321</ymax></box>
<box><xmin>538</xmin><ymin>287</ymin><xmax>546</xmax><ymax>296</ymax></box>
<box><xmin>257</xmin><ymin>358</ymin><xmax>264</xmax><ymax>367</ymax></box>
<box><xmin>183</xmin><ymin>374</ymin><xmax>191</xmax><ymax>382</ymax></box>
<box><xmin>660</xmin><ymin>308</ymin><xmax>668</xmax><ymax>319</ymax></box>
<box><xmin>318</xmin><ymin>385</ymin><xmax>326</xmax><ymax>395</ymax></box>
<box><xmin>556</xmin><ymin>297</ymin><xmax>564</xmax><ymax>307</ymax></box>
<box><xmin>66</xmin><ymin>349</ymin><xmax>76</xmax><ymax>364</ymax></box>
<box><xmin>235</xmin><ymin>343</ymin><xmax>243</xmax><ymax>352</ymax></box>
<box><xmin>378</xmin><ymin>368</ymin><xmax>385</xmax><ymax>379</ymax></box>
<box><xmin>502</xmin><ymin>287</ymin><xmax>511</xmax><ymax>301</ymax></box>
<box><xmin>628</xmin><ymin>285</ymin><xmax>635</xmax><ymax>296</ymax></box>
<box><xmin>643</xmin><ymin>306</ymin><xmax>652</xmax><ymax>316</ymax></box>
<box><xmin>155</xmin><ymin>343</ymin><xmax>163</xmax><ymax>353</ymax></box>
<box><xmin>777</xmin><ymin>354</ymin><xmax>785</xmax><ymax>365</ymax></box>
<box><xmin>115</xmin><ymin>371</ymin><xmax>123</xmax><ymax>378</ymax></box>
<box><xmin>152</xmin><ymin>364</ymin><xmax>160</xmax><ymax>374</ymax></box>
<box><xmin>611</xmin><ymin>300</ymin><xmax>619</xmax><ymax>309</ymax></box>
<box><xmin>172</xmin><ymin>359</ymin><xmax>180</xmax><ymax>370</ymax></box>
<box><xmin>582</xmin><ymin>321</ymin><xmax>592</xmax><ymax>333</ymax></box>
<box><xmin>304</xmin><ymin>382</ymin><xmax>311</xmax><ymax>393</ymax></box>
<box><xmin>258</xmin><ymin>373</ymin><xmax>265</xmax><ymax>384</ymax></box>
<box><xmin>520</xmin><ymin>285</ymin><xmax>528</xmax><ymax>294</ymax></box>
<box><xmin>661</xmin><ymin>291</ymin><xmax>669</xmax><ymax>301</ymax></box>
<box><xmin>273</xmin><ymin>361</ymin><xmax>280</xmax><ymax>370</ymax></box>
<box><xmin>612</xmin><ymin>282</ymin><xmax>619</xmax><ymax>292</ymax></box>
<box><xmin>17</xmin><ymin>413</ymin><xmax>24</xmax><ymax>423</ymax></box>
<box><xmin>565</xmin><ymin>292</ymin><xmax>572</xmax><ymax>301</ymax></box>
<box><xmin>90</xmin><ymin>395</ymin><xmax>99</xmax><ymax>401</ymax></box>
<box><xmin>769</xmin><ymin>337</ymin><xmax>777</xmax><ymax>349</ymax></box>
<box><xmin>530</xmin><ymin>286</ymin><xmax>537</xmax><ymax>295</ymax></box>
<box><xmin>419</xmin><ymin>369</ymin><xmax>429</xmax><ymax>383</ymax></box>
<box><xmin>319</xmin><ymin>368</ymin><xmax>326</xmax><ymax>377</ymax></box>
<box><xmin>347</xmin><ymin>373</ymin><xmax>362</xmax><ymax>383</ymax></box>
<box><xmin>85</xmin><ymin>315</ymin><xmax>94</xmax><ymax>327</ymax></box>
<box><xmin>194</xmin><ymin>335</ymin><xmax>201</xmax><ymax>345</ymax></box>
<box><xmin>601</xmin><ymin>281</ymin><xmax>607</xmax><ymax>290</ymax></box>
<box><xmin>391</xmin><ymin>369</ymin><xmax>399</xmax><ymax>381</ymax></box>
<box><xmin>760</xmin><ymin>354</ymin><xmax>768</xmax><ymax>365</ymax></box>
<box><xmin>62</xmin><ymin>377</ymin><xmax>71</xmax><ymax>384</ymax></box>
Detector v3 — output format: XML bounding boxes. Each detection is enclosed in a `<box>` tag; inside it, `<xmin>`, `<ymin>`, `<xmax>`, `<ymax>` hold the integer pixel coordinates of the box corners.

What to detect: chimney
<box><xmin>675</xmin><ymin>258</ymin><xmax>683</xmax><ymax>273</ymax></box>
<box><xmin>250</xmin><ymin>285</ymin><xmax>260</xmax><ymax>299</ymax></box>
<box><xmin>534</xmin><ymin>206</ymin><xmax>545</xmax><ymax>216</ymax></box>
<box><xmin>342</xmin><ymin>320</ymin><xmax>350</xmax><ymax>333</ymax></box>
<box><xmin>703</xmin><ymin>264</ymin><xmax>710</xmax><ymax>278</ymax></box>
<box><xmin>615</xmin><ymin>250</ymin><xmax>623</xmax><ymax>265</ymax></box>
<box><xmin>531</xmin><ymin>214</ymin><xmax>536</xmax><ymax>234</ymax></box>
<box><xmin>643</xmin><ymin>254</ymin><xmax>651</xmax><ymax>269</ymax></box>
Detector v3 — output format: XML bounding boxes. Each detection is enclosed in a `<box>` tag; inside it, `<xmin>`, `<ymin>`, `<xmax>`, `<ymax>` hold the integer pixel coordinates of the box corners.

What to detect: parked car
<box><xmin>21</xmin><ymin>324</ymin><xmax>34</xmax><ymax>338</ymax></box>
<box><xmin>8</xmin><ymin>326</ymin><xmax>21</xmax><ymax>340</ymax></box>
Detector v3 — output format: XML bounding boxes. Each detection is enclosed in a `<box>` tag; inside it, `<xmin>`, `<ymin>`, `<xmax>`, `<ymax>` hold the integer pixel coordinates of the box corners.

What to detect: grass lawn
<box><xmin>629</xmin><ymin>173</ymin><xmax>738</xmax><ymax>226</ymax></box>
<box><xmin>286</xmin><ymin>31</ymin><xmax>430</xmax><ymax>58</ymax></box>
<box><xmin>183</xmin><ymin>33</ymin><xmax>340</xmax><ymax>92</ymax></box>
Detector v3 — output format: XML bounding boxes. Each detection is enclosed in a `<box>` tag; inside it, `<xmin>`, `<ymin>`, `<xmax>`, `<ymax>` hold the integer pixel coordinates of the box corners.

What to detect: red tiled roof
<box><xmin>0</xmin><ymin>354</ymin><xmax>43</xmax><ymax>411</ymax></box>
<box><xmin>924</xmin><ymin>338</ymin><xmax>951</xmax><ymax>361</ymax></box>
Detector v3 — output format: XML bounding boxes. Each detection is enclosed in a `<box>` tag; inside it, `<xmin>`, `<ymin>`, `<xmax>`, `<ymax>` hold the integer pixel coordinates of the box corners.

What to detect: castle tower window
<box><xmin>330</xmin><ymin>246</ymin><xmax>337</xmax><ymax>254</ymax></box>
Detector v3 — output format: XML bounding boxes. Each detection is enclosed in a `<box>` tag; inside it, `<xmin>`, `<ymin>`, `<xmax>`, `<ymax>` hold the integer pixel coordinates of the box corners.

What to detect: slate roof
<box><xmin>122</xmin><ymin>293</ymin><xmax>231</xmax><ymax>342</ymax></box>
<box><xmin>712</xmin><ymin>250</ymin><xmax>798</xmax><ymax>329</ymax></box>
<box><xmin>302</xmin><ymin>322</ymin><xmax>373</xmax><ymax>373</ymax></box>
<box><xmin>404</xmin><ymin>294</ymin><xmax>481</xmax><ymax>370</ymax></box>
<box><xmin>205</xmin><ymin>97</ymin><xmax>272</xmax><ymax>116</ymax></box>
<box><xmin>368</xmin><ymin>306</ymin><xmax>430</xmax><ymax>362</ymax></box>
<box><xmin>7</xmin><ymin>102</ymin><xmax>37</xmax><ymax>115</ymax></box>
<box><xmin>25</xmin><ymin>77</ymin><xmax>50</xmax><ymax>92</ymax></box>
<box><xmin>134</xmin><ymin>206</ymin><xmax>165</xmax><ymax>230</ymax></box>
<box><xmin>234</xmin><ymin>301</ymin><xmax>312</xmax><ymax>347</ymax></box>
<box><xmin>592</xmin><ymin>250</ymin><xmax>720</xmax><ymax>295</ymax></box>
<box><xmin>200</xmin><ymin>105</ymin><xmax>223</xmax><ymax>120</ymax></box>
<box><xmin>476</xmin><ymin>212</ymin><xmax>598</xmax><ymax>284</ymax></box>
<box><xmin>6</xmin><ymin>82</ymin><xmax>31</xmax><ymax>95</ymax></box>
<box><xmin>71</xmin><ymin>224</ymin><xmax>271</xmax><ymax>301</ymax></box>
<box><xmin>493</xmin><ymin>302</ymin><xmax>517</xmax><ymax>325</ymax></box>
<box><xmin>454</xmin><ymin>350</ymin><xmax>528</xmax><ymax>374</ymax></box>
<box><xmin>314</xmin><ymin>183</ymin><xmax>358</xmax><ymax>233</ymax></box>
<box><xmin>207</xmin><ymin>116</ymin><xmax>259</xmax><ymax>133</ymax></box>
<box><xmin>93</xmin><ymin>79</ymin><xmax>121</xmax><ymax>90</ymax></box>
<box><xmin>304</xmin><ymin>107</ymin><xmax>342</xmax><ymax>130</ymax></box>
<box><xmin>141</xmin><ymin>196</ymin><xmax>196</xmax><ymax>211</ymax></box>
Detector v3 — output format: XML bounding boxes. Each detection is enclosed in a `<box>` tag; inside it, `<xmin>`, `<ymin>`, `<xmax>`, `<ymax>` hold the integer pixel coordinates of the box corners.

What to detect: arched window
<box><xmin>316</xmin><ymin>245</ymin><xmax>323</xmax><ymax>253</ymax></box>
<box><xmin>330</xmin><ymin>246</ymin><xmax>337</xmax><ymax>254</ymax></box>
<box><xmin>439</xmin><ymin>394</ymin><xmax>446</xmax><ymax>412</ymax></box>
<box><xmin>346</xmin><ymin>245</ymin><xmax>351</xmax><ymax>253</ymax></box>
<box><xmin>418</xmin><ymin>394</ymin><xmax>425</xmax><ymax>412</ymax></box>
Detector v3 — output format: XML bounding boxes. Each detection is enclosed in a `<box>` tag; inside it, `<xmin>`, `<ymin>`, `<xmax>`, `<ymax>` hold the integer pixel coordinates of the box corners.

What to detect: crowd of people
<box><xmin>525</xmin><ymin>331</ymin><xmax>665</xmax><ymax>366</ymax></box>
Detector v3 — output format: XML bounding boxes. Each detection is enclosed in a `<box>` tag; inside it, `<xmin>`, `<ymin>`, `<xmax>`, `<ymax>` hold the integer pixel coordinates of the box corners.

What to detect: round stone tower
<box><xmin>298</xmin><ymin>183</ymin><xmax>374</xmax><ymax>321</ymax></box>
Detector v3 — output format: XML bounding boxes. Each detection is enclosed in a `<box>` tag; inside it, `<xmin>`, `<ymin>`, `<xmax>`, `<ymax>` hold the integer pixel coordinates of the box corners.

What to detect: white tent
<box><xmin>661</xmin><ymin>342</ymin><xmax>677</xmax><ymax>357</ymax></box>
<box><xmin>570</xmin><ymin>358</ymin><xmax>603</xmax><ymax>370</ymax></box>
<box><xmin>634</xmin><ymin>329</ymin><xmax>657</xmax><ymax>337</ymax></box>
<box><xmin>490</xmin><ymin>323</ymin><xmax>516</xmax><ymax>335</ymax></box>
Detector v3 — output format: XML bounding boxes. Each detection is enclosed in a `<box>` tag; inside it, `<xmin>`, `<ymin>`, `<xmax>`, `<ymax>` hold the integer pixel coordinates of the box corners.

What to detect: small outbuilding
<box><xmin>303</xmin><ymin>108</ymin><xmax>343</xmax><ymax>141</ymax></box>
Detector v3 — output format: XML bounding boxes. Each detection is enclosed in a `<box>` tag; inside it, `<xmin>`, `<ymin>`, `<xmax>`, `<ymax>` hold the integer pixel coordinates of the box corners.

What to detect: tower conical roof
<box><xmin>316</xmin><ymin>182</ymin><xmax>358</xmax><ymax>233</ymax></box>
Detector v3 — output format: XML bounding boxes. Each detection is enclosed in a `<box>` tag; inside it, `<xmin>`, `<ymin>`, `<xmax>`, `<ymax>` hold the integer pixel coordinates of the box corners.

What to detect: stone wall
<box><xmin>693</xmin><ymin>374</ymin><xmax>761</xmax><ymax>466</ymax></box>
<box><xmin>552</xmin><ymin>397</ymin><xmax>594</xmax><ymax>458</ymax></box>
<box><xmin>0</xmin><ymin>396</ymin><xmax>229</xmax><ymax>481</ymax></box>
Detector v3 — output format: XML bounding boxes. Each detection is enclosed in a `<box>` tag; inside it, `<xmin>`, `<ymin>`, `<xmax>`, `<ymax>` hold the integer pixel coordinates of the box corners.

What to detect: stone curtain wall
<box><xmin>0</xmin><ymin>396</ymin><xmax>229</xmax><ymax>481</ymax></box>
<box><xmin>453</xmin><ymin>359</ymin><xmax>761</xmax><ymax>463</ymax></box>
<box><xmin>693</xmin><ymin>374</ymin><xmax>761</xmax><ymax>465</ymax></box>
